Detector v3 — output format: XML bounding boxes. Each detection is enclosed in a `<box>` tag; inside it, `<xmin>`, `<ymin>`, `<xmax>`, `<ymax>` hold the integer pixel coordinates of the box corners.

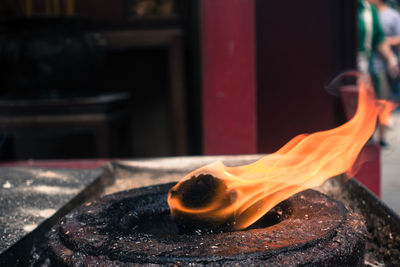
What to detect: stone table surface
<box><xmin>0</xmin><ymin>153</ymin><xmax>398</xmax><ymax>266</ymax></box>
<box><xmin>0</xmin><ymin>155</ymin><xmax>262</xmax><ymax>262</ymax></box>
<box><xmin>0</xmin><ymin>167</ymin><xmax>104</xmax><ymax>255</ymax></box>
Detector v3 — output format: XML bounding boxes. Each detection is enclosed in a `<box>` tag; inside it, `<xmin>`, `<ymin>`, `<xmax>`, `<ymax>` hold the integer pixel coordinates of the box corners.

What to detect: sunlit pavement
<box><xmin>381</xmin><ymin>110</ymin><xmax>400</xmax><ymax>215</ymax></box>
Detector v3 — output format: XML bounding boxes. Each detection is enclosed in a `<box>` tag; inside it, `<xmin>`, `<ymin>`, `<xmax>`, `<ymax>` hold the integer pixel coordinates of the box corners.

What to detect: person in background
<box><xmin>358</xmin><ymin>0</ymin><xmax>399</xmax><ymax>146</ymax></box>
<box><xmin>370</xmin><ymin>0</ymin><xmax>400</xmax><ymax>102</ymax></box>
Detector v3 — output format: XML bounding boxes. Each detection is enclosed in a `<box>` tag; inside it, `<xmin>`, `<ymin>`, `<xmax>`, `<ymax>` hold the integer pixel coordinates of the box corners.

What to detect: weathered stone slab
<box><xmin>0</xmin><ymin>167</ymin><xmax>109</xmax><ymax>263</ymax></box>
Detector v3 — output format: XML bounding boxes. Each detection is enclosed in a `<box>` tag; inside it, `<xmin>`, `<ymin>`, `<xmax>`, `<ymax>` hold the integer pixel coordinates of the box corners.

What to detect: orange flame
<box><xmin>377</xmin><ymin>100</ymin><xmax>398</xmax><ymax>126</ymax></box>
<box><xmin>168</xmin><ymin>80</ymin><xmax>395</xmax><ymax>230</ymax></box>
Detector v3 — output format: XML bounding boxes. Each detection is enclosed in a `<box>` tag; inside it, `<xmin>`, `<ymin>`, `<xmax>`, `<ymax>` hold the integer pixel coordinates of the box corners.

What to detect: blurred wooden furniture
<box><xmin>0</xmin><ymin>92</ymin><xmax>131</xmax><ymax>159</ymax></box>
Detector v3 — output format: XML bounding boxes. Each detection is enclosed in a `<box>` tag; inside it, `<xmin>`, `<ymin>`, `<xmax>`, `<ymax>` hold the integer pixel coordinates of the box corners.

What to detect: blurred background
<box><xmin>0</xmin><ymin>0</ymin><xmax>375</xmax><ymax>161</ymax></box>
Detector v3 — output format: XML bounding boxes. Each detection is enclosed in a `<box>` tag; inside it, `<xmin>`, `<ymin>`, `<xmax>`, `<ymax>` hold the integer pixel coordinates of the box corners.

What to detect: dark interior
<box><xmin>0</xmin><ymin>0</ymin><xmax>202</xmax><ymax>160</ymax></box>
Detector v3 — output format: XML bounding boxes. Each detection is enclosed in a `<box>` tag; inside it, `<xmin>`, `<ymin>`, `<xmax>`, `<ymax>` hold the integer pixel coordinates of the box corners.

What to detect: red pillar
<box><xmin>201</xmin><ymin>0</ymin><xmax>257</xmax><ymax>155</ymax></box>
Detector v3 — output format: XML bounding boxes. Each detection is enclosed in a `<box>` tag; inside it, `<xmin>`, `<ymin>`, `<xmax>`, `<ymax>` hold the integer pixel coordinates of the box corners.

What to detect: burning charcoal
<box><xmin>47</xmin><ymin>182</ymin><xmax>367</xmax><ymax>266</ymax></box>
<box><xmin>168</xmin><ymin>173</ymin><xmax>237</xmax><ymax>233</ymax></box>
<box><xmin>169</xmin><ymin>174</ymin><xmax>227</xmax><ymax>208</ymax></box>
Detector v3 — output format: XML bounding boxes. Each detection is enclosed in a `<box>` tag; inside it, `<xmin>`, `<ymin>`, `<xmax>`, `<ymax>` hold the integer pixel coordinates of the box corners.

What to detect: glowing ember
<box><xmin>168</xmin><ymin>79</ymin><xmax>396</xmax><ymax>230</ymax></box>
